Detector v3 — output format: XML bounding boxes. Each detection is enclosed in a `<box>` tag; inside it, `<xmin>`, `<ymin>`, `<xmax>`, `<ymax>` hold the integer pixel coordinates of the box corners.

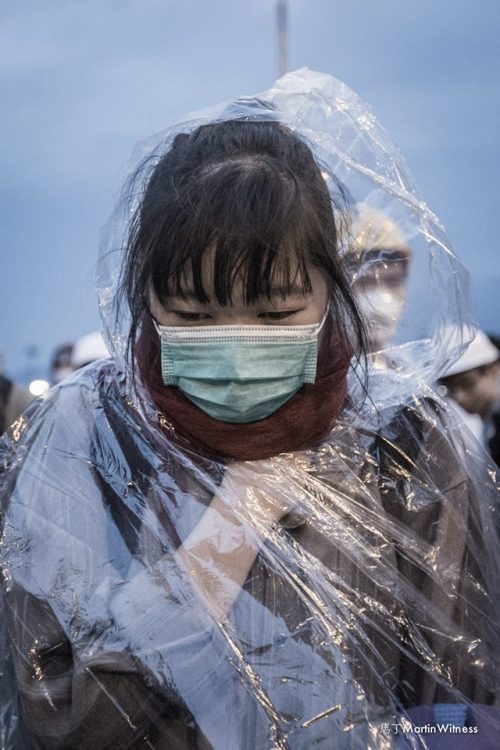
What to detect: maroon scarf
<box><xmin>136</xmin><ymin>316</ymin><xmax>352</xmax><ymax>461</ymax></box>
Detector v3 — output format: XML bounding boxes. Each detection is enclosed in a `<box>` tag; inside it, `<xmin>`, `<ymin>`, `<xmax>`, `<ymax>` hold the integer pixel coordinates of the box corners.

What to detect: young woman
<box><xmin>1</xmin><ymin>70</ymin><xmax>499</xmax><ymax>749</ymax></box>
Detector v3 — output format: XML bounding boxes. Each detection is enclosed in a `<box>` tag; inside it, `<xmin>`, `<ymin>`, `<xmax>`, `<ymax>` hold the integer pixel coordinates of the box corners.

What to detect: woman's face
<box><xmin>150</xmin><ymin>263</ymin><xmax>329</xmax><ymax>329</ymax></box>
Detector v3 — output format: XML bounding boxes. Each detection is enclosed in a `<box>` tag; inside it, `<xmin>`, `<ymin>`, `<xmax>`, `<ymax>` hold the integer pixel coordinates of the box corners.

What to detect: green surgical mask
<box><xmin>154</xmin><ymin>313</ymin><xmax>328</xmax><ymax>423</ymax></box>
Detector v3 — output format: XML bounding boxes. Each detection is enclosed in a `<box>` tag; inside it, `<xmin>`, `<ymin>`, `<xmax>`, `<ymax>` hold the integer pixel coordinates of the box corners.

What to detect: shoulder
<box><xmin>0</xmin><ymin>360</ymin><xmax>152</xmax><ymax>516</ymax></box>
<box><xmin>359</xmin><ymin>395</ymin><xmax>481</xmax><ymax>539</ymax></box>
<box><xmin>0</xmin><ymin>358</ymin><xmax>179</xmax><ymax>518</ymax></box>
<box><xmin>2</xmin><ymin>360</ymin><xmax>129</xmax><ymax>449</ymax></box>
<box><xmin>0</xmin><ymin>361</ymin><xmax>159</xmax><ymax>592</ymax></box>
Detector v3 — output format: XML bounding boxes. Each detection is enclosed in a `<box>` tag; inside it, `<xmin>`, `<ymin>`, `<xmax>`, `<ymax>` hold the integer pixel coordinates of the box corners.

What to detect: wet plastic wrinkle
<box><xmin>1</xmin><ymin>69</ymin><xmax>500</xmax><ymax>749</ymax></box>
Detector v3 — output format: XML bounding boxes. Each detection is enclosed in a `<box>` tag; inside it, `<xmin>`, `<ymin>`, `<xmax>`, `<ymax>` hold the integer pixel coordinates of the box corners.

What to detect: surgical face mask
<box><xmin>357</xmin><ymin>287</ymin><xmax>406</xmax><ymax>349</ymax></box>
<box><xmin>153</xmin><ymin>313</ymin><xmax>328</xmax><ymax>423</ymax></box>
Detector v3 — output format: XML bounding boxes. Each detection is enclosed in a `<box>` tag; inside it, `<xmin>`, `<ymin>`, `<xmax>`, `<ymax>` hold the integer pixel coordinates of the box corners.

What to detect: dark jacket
<box><xmin>1</xmin><ymin>364</ymin><xmax>499</xmax><ymax>749</ymax></box>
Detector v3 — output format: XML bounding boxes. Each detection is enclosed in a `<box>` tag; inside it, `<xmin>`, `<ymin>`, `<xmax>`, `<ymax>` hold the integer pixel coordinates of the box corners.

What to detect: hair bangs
<box><xmin>151</xmin><ymin>154</ymin><xmax>318</xmax><ymax>306</ymax></box>
<box><xmin>211</xmin><ymin>236</ymin><xmax>314</xmax><ymax>306</ymax></box>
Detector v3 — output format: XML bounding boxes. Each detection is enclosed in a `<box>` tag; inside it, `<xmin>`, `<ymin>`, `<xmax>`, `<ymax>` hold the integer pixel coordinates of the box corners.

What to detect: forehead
<box><xmin>170</xmin><ymin>284</ymin><xmax>312</xmax><ymax>303</ymax></box>
<box><xmin>167</xmin><ymin>281</ymin><xmax>325</xmax><ymax>312</ymax></box>
<box><xmin>169</xmin><ymin>248</ymin><xmax>325</xmax><ymax>304</ymax></box>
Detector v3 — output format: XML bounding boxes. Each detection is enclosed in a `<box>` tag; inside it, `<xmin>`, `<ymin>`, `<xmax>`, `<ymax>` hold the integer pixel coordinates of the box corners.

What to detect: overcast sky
<box><xmin>2</xmin><ymin>0</ymin><xmax>499</xmax><ymax>381</ymax></box>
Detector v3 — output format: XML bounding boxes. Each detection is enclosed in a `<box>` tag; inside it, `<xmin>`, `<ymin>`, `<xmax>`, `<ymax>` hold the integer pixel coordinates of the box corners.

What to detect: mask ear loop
<box><xmin>317</xmin><ymin>303</ymin><xmax>330</xmax><ymax>333</ymax></box>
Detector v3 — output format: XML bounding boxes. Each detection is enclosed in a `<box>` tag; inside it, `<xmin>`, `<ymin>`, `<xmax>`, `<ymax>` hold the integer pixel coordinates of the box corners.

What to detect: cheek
<box><xmin>308</xmin><ymin>268</ymin><xmax>329</xmax><ymax>303</ymax></box>
<box><xmin>313</xmin><ymin>286</ymin><xmax>330</xmax><ymax>323</ymax></box>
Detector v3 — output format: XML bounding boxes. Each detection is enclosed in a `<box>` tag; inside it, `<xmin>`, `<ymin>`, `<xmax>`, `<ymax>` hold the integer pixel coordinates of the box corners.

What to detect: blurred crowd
<box><xmin>0</xmin><ymin>330</ymin><xmax>109</xmax><ymax>434</ymax></box>
<box><xmin>347</xmin><ymin>206</ymin><xmax>500</xmax><ymax>470</ymax></box>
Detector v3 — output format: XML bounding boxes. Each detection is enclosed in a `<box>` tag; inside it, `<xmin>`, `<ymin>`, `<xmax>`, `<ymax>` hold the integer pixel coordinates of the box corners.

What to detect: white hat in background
<box><xmin>443</xmin><ymin>330</ymin><xmax>499</xmax><ymax>378</ymax></box>
<box><xmin>71</xmin><ymin>331</ymin><xmax>109</xmax><ymax>369</ymax></box>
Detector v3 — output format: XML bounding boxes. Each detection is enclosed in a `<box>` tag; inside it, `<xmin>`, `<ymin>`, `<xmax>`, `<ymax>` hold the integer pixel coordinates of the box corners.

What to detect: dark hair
<box><xmin>439</xmin><ymin>362</ymin><xmax>497</xmax><ymax>388</ymax></box>
<box><xmin>120</xmin><ymin>117</ymin><xmax>367</xmax><ymax>368</ymax></box>
<box><xmin>487</xmin><ymin>333</ymin><xmax>500</xmax><ymax>354</ymax></box>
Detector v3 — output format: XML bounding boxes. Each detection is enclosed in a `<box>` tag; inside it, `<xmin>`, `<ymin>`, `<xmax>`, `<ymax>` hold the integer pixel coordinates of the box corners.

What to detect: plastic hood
<box><xmin>97</xmin><ymin>68</ymin><xmax>474</xmax><ymax>410</ymax></box>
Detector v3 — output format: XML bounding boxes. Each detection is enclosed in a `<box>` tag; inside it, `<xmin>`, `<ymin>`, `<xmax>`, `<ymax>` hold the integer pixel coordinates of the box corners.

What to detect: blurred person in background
<box><xmin>439</xmin><ymin>329</ymin><xmax>500</xmax><ymax>467</ymax></box>
<box><xmin>347</xmin><ymin>203</ymin><xmax>411</xmax><ymax>354</ymax></box>
<box><xmin>487</xmin><ymin>332</ymin><xmax>500</xmax><ymax>354</ymax></box>
<box><xmin>49</xmin><ymin>342</ymin><xmax>74</xmax><ymax>385</ymax></box>
<box><xmin>71</xmin><ymin>330</ymin><xmax>109</xmax><ymax>370</ymax></box>
<box><xmin>49</xmin><ymin>333</ymin><xmax>109</xmax><ymax>387</ymax></box>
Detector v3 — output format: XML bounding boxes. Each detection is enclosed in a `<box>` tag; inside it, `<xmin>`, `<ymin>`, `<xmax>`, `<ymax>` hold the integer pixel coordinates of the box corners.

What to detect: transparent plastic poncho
<box><xmin>1</xmin><ymin>69</ymin><xmax>499</xmax><ymax>749</ymax></box>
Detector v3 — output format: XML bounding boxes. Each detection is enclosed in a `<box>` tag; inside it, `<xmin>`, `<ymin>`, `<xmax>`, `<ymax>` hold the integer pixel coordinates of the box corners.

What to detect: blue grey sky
<box><xmin>2</xmin><ymin>0</ymin><xmax>499</xmax><ymax>380</ymax></box>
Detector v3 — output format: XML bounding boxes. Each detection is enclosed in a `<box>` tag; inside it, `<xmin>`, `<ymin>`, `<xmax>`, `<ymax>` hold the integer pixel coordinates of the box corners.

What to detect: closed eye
<box><xmin>258</xmin><ymin>309</ymin><xmax>303</xmax><ymax>320</ymax></box>
<box><xmin>172</xmin><ymin>311</ymin><xmax>212</xmax><ymax>321</ymax></box>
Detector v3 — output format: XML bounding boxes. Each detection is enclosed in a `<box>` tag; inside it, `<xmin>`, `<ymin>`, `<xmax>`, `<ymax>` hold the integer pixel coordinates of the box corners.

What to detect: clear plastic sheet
<box><xmin>98</xmin><ymin>68</ymin><xmax>476</xmax><ymax>408</ymax></box>
<box><xmin>1</xmin><ymin>69</ymin><xmax>500</xmax><ymax>749</ymax></box>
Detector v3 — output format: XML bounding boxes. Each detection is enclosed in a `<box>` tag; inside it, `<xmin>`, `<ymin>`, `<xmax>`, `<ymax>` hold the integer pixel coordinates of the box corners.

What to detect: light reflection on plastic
<box><xmin>29</xmin><ymin>379</ymin><xmax>49</xmax><ymax>397</ymax></box>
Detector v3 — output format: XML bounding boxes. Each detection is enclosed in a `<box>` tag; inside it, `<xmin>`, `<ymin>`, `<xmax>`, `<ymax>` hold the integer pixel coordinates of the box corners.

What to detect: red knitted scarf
<box><xmin>135</xmin><ymin>316</ymin><xmax>351</xmax><ymax>461</ymax></box>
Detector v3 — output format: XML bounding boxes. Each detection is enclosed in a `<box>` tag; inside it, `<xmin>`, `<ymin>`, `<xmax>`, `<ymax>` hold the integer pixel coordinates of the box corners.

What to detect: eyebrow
<box><xmin>167</xmin><ymin>285</ymin><xmax>310</xmax><ymax>304</ymax></box>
